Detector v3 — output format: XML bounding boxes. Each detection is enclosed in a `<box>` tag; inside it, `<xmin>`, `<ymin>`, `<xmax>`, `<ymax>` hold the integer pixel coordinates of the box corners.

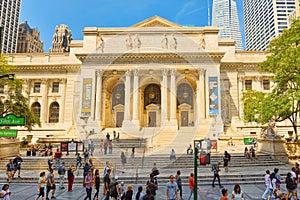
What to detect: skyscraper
<box><xmin>244</xmin><ymin>0</ymin><xmax>297</xmax><ymax>50</ymax></box>
<box><xmin>0</xmin><ymin>0</ymin><xmax>22</xmax><ymax>53</ymax></box>
<box><xmin>17</xmin><ymin>21</ymin><xmax>44</xmax><ymax>53</ymax></box>
<box><xmin>212</xmin><ymin>0</ymin><xmax>243</xmax><ymax>50</ymax></box>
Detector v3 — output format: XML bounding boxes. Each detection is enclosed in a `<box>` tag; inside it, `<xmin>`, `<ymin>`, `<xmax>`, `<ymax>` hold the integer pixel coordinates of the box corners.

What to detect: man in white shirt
<box><xmin>262</xmin><ymin>170</ymin><xmax>271</xmax><ymax>200</ymax></box>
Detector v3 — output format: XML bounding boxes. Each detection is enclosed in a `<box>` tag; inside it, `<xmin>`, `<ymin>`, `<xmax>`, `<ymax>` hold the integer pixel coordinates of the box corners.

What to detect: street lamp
<box><xmin>0</xmin><ymin>74</ymin><xmax>15</xmax><ymax>80</ymax></box>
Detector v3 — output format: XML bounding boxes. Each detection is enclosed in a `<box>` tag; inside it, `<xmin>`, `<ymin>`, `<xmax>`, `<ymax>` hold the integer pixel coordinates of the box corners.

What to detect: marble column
<box><xmin>59</xmin><ymin>79</ymin><xmax>66</xmax><ymax>122</ymax></box>
<box><xmin>161</xmin><ymin>69</ymin><xmax>168</xmax><ymax>125</ymax></box>
<box><xmin>238</xmin><ymin>76</ymin><xmax>244</xmax><ymax>118</ymax></box>
<box><xmin>124</xmin><ymin>70</ymin><xmax>131</xmax><ymax>121</ymax></box>
<box><xmin>170</xmin><ymin>69</ymin><xmax>177</xmax><ymax>121</ymax></box>
<box><xmin>196</xmin><ymin>68</ymin><xmax>206</xmax><ymax>125</ymax></box>
<box><xmin>132</xmin><ymin>69</ymin><xmax>139</xmax><ymax>124</ymax></box>
<box><xmin>95</xmin><ymin>70</ymin><xmax>103</xmax><ymax>123</ymax></box>
<box><xmin>40</xmin><ymin>79</ymin><xmax>48</xmax><ymax>123</ymax></box>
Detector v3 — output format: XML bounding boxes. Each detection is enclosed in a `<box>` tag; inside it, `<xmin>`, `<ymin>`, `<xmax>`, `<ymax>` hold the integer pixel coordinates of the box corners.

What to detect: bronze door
<box><xmin>116</xmin><ymin>112</ymin><xmax>124</xmax><ymax>127</ymax></box>
<box><xmin>181</xmin><ymin>111</ymin><xmax>188</xmax><ymax>126</ymax></box>
<box><xmin>148</xmin><ymin>112</ymin><xmax>156</xmax><ymax>127</ymax></box>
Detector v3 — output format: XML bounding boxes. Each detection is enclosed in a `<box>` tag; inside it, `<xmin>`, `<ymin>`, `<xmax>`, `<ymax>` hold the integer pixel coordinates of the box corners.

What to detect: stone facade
<box><xmin>6</xmin><ymin>16</ymin><xmax>280</xmax><ymax>145</ymax></box>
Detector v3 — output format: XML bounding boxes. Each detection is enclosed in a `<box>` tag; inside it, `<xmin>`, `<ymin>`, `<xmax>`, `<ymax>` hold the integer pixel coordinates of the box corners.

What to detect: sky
<box><xmin>20</xmin><ymin>0</ymin><xmax>245</xmax><ymax>52</ymax></box>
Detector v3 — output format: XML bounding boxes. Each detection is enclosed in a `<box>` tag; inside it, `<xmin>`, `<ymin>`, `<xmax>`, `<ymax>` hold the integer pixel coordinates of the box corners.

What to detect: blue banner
<box><xmin>209</xmin><ymin>77</ymin><xmax>219</xmax><ymax>114</ymax></box>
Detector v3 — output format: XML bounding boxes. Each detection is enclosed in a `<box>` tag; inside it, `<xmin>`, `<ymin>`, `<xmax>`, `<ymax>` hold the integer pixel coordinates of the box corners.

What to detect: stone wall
<box><xmin>0</xmin><ymin>138</ymin><xmax>20</xmax><ymax>158</ymax></box>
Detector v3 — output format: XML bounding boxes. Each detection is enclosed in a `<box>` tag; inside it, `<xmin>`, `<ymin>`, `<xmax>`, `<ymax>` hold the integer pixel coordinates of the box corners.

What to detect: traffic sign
<box><xmin>0</xmin><ymin>129</ymin><xmax>17</xmax><ymax>137</ymax></box>
<box><xmin>0</xmin><ymin>114</ymin><xmax>25</xmax><ymax>126</ymax></box>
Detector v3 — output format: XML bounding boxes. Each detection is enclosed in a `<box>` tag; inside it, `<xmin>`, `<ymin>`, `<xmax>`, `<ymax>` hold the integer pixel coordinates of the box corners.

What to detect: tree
<box><xmin>0</xmin><ymin>55</ymin><xmax>40</xmax><ymax>131</ymax></box>
<box><xmin>243</xmin><ymin>19</ymin><xmax>300</xmax><ymax>137</ymax></box>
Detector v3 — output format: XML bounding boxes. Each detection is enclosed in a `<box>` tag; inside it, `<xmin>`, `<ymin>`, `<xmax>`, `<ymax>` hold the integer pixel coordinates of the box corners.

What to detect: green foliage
<box><xmin>0</xmin><ymin>55</ymin><xmax>40</xmax><ymax>131</ymax></box>
<box><xmin>243</xmin><ymin>19</ymin><xmax>300</xmax><ymax>134</ymax></box>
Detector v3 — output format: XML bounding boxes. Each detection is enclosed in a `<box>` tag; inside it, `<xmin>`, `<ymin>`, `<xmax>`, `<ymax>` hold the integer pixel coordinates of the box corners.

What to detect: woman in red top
<box><xmin>187</xmin><ymin>172</ymin><xmax>194</xmax><ymax>200</ymax></box>
<box><xmin>220</xmin><ymin>188</ymin><xmax>229</xmax><ymax>200</ymax></box>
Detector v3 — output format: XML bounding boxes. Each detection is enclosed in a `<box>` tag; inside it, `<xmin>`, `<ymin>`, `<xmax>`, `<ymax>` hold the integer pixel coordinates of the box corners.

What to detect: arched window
<box><xmin>144</xmin><ymin>84</ymin><xmax>161</xmax><ymax>108</ymax></box>
<box><xmin>49</xmin><ymin>102</ymin><xmax>59</xmax><ymax>123</ymax></box>
<box><xmin>112</xmin><ymin>83</ymin><xmax>125</xmax><ymax>108</ymax></box>
<box><xmin>31</xmin><ymin>102</ymin><xmax>41</xmax><ymax>118</ymax></box>
<box><xmin>177</xmin><ymin>83</ymin><xmax>194</xmax><ymax>108</ymax></box>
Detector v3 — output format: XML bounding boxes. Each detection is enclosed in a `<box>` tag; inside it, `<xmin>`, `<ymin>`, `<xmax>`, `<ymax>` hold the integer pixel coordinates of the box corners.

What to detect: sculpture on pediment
<box><xmin>170</xmin><ymin>34</ymin><xmax>177</xmax><ymax>50</ymax></box>
<box><xmin>198</xmin><ymin>34</ymin><xmax>206</xmax><ymax>50</ymax></box>
<box><xmin>134</xmin><ymin>34</ymin><xmax>141</xmax><ymax>51</ymax></box>
<box><xmin>161</xmin><ymin>34</ymin><xmax>168</xmax><ymax>49</ymax></box>
<box><xmin>97</xmin><ymin>34</ymin><xmax>104</xmax><ymax>53</ymax></box>
<box><xmin>125</xmin><ymin>35</ymin><xmax>133</xmax><ymax>50</ymax></box>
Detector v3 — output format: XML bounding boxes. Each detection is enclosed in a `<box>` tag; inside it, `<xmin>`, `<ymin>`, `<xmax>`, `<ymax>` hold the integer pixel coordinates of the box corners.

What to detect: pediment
<box><xmin>132</xmin><ymin>16</ymin><xmax>182</xmax><ymax>28</ymax></box>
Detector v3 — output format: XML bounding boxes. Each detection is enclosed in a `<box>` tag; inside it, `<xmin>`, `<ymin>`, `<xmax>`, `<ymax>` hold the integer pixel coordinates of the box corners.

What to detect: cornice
<box><xmin>13</xmin><ymin>64</ymin><xmax>81</xmax><ymax>72</ymax></box>
<box><xmin>220</xmin><ymin>62</ymin><xmax>260</xmax><ymax>71</ymax></box>
<box><xmin>76</xmin><ymin>52</ymin><xmax>225</xmax><ymax>65</ymax></box>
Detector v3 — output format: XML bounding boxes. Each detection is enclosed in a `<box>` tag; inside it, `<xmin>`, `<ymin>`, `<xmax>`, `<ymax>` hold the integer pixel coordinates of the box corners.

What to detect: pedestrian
<box><xmin>220</xmin><ymin>188</ymin><xmax>229</xmax><ymax>200</ymax></box>
<box><xmin>100</xmin><ymin>140</ymin><xmax>104</xmax><ymax>154</ymax></box>
<box><xmin>228</xmin><ymin>137</ymin><xmax>233</xmax><ymax>150</ymax></box>
<box><xmin>84</xmin><ymin>170</ymin><xmax>93</xmax><ymax>200</ymax></box>
<box><xmin>45</xmin><ymin>168</ymin><xmax>56</xmax><ymax>200</ymax></box>
<box><xmin>35</xmin><ymin>171</ymin><xmax>46</xmax><ymax>200</ymax></box>
<box><xmin>249</xmin><ymin>146</ymin><xmax>256</xmax><ymax>159</ymax></box>
<box><xmin>119</xmin><ymin>181</ymin><xmax>126</xmax><ymax>200</ymax></box>
<box><xmin>223</xmin><ymin>151</ymin><xmax>231</xmax><ymax>172</ymax></box>
<box><xmin>135</xmin><ymin>185</ymin><xmax>144</xmax><ymax>200</ymax></box>
<box><xmin>0</xmin><ymin>184</ymin><xmax>11</xmax><ymax>200</ymax></box>
<box><xmin>75</xmin><ymin>153</ymin><xmax>82</xmax><ymax>176</ymax></box>
<box><xmin>58</xmin><ymin>162</ymin><xmax>66</xmax><ymax>190</ymax></box>
<box><xmin>106</xmin><ymin>133</ymin><xmax>110</xmax><ymax>140</ymax></box>
<box><xmin>212</xmin><ymin>161</ymin><xmax>223</xmax><ymax>188</ymax></box>
<box><xmin>125</xmin><ymin>184</ymin><xmax>133</xmax><ymax>200</ymax></box>
<box><xmin>131</xmin><ymin>147</ymin><xmax>135</xmax><ymax>165</ymax></box>
<box><xmin>146</xmin><ymin>174</ymin><xmax>158</xmax><ymax>197</ymax></box>
<box><xmin>47</xmin><ymin>156</ymin><xmax>53</xmax><ymax>171</ymax></box>
<box><xmin>83</xmin><ymin>163</ymin><xmax>90</xmax><ymax>184</ymax></box>
<box><xmin>13</xmin><ymin>154</ymin><xmax>23</xmax><ymax>178</ymax></box>
<box><xmin>231</xmin><ymin>184</ymin><xmax>244</xmax><ymax>199</ymax></box>
<box><xmin>269</xmin><ymin>172</ymin><xmax>280</xmax><ymax>199</ymax></box>
<box><xmin>88</xmin><ymin>158</ymin><xmax>95</xmax><ymax>172</ymax></box>
<box><xmin>285</xmin><ymin>172</ymin><xmax>297</xmax><ymax>200</ymax></box>
<box><xmin>121</xmin><ymin>152</ymin><xmax>127</xmax><ymax>173</ymax></box>
<box><xmin>109</xmin><ymin>140</ymin><xmax>113</xmax><ymax>154</ymax></box>
<box><xmin>54</xmin><ymin>149</ymin><xmax>62</xmax><ymax>170</ymax></box>
<box><xmin>165</xmin><ymin>175</ymin><xmax>178</xmax><ymax>200</ymax></box>
<box><xmin>113</xmin><ymin>130</ymin><xmax>116</xmax><ymax>139</ymax></box>
<box><xmin>104</xmin><ymin>169</ymin><xmax>112</xmax><ymax>200</ymax></box>
<box><xmin>175</xmin><ymin>170</ymin><xmax>182</xmax><ymax>200</ymax></box>
<box><xmin>117</xmin><ymin>132</ymin><xmax>120</xmax><ymax>140</ymax></box>
<box><xmin>90</xmin><ymin>141</ymin><xmax>95</xmax><ymax>156</ymax></box>
<box><xmin>244</xmin><ymin>147</ymin><xmax>250</xmax><ymax>159</ymax></box>
<box><xmin>261</xmin><ymin>170</ymin><xmax>271</xmax><ymax>200</ymax></box>
<box><xmin>67</xmin><ymin>165</ymin><xmax>75</xmax><ymax>192</ymax></box>
<box><xmin>274</xmin><ymin>168</ymin><xmax>282</xmax><ymax>189</ymax></box>
<box><xmin>104</xmin><ymin>140</ymin><xmax>108</xmax><ymax>155</ymax></box>
<box><xmin>170</xmin><ymin>149</ymin><xmax>176</xmax><ymax>162</ymax></box>
<box><xmin>141</xmin><ymin>189</ymin><xmax>152</xmax><ymax>200</ymax></box>
<box><xmin>109</xmin><ymin>176</ymin><xmax>120</xmax><ymax>200</ymax></box>
<box><xmin>151</xmin><ymin>162</ymin><xmax>160</xmax><ymax>177</ymax></box>
<box><xmin>83</xmin><ymin>148</ymin><xmax>90</xmax><ymax>164</ymax></box>
<box><xmin>187</xmin><ymin>172</ymin><xmax>194</xmax><ymax>200</ymax></box>
<box><xmin>93</xmin><ymin>169</ymin><xmax>101</xmax><ymax>200</ymax></box>
<box><xmin>6</xmin><ymin>159</ymin><xmax>14</xmax><ymax>183</ymax></box>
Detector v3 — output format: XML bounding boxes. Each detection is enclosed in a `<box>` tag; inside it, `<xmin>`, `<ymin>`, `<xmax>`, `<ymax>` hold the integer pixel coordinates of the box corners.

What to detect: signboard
<box><xmin>60</xmin><ymin>141</ymin><xmax>84</xmax><ymax>153</ymax></box>
<box><xmin>209</xmin><ymin>77</ymin><xmax>219</xmax><ymax>115</ymax></box>
<box><xmin>0</xmin><ymin>114</ymin><xmax>25</xmax><ymax>126</ymax></box>
<box><xmin>68</xmin><ymin>141</ymin><xmax>76</xmax><ymax>151</ymax></box>
<box><xmin>81</xmin><ymin>78</ymin><xmax>92</xmax><ymax>116</ymax></box>
<box><xmin>0</xmin><ymin>129</ymin><xmax>18</xmax><ymax>137</ymax></box>
<box><xmin>244</xmin><ymin>137</ymin><xmax>253</xmax><ymax>145</ymax></box>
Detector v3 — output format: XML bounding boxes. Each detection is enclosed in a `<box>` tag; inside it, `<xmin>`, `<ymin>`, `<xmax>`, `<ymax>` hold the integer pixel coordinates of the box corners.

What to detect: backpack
<box><xmin>109</xmin><ymin>182</ymin><xmax>118</xmax><ymax>198</ymax></box>
<box><xmin>58</xmin><ymin>166</ymin><xmax>65</xmax><ymax>175</ymax></box>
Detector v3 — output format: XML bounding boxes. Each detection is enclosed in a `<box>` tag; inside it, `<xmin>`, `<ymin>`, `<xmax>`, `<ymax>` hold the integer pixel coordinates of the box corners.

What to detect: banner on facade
<box><xmin>209</xmin><ymin>77</ymin><xmax>219</xmax><ymax>115</ymax></box>
<box><xmin>81</xmin><ymin>78</ymin><xmax>92</xmax><ymax>116</ymax></box>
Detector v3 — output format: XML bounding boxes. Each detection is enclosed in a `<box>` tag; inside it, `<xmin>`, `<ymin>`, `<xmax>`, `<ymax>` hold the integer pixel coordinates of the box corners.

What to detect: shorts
<box><xmin>46</xmin><ymin>184</ymin><xmax>56</xmax><ymax>193</ymax></box>
<box><xmin>6</xmin><ymin>170</ymin><xmax>13</xmax><ymax>177</ymax></box>
<box><xmin>37</xmin><ymin>187</ymin><xmax>45</xmax><ymax>197</ymax></box>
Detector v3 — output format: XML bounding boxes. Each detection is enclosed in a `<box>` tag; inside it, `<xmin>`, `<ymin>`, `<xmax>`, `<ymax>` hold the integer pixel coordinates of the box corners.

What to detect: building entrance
<box><xmin>148</xmin><ymin>112</ymin><xmax>156</xmax><ymax>127</ymax></box>
<box><xmin>116</xmin><ymin>112</ymin><xmax>124</xmax><ymax>127</ymax></box>
<box><xmin>181</xmin><ymin>111</ymin><xmax>188</xmax><ymax>126</ymax></box>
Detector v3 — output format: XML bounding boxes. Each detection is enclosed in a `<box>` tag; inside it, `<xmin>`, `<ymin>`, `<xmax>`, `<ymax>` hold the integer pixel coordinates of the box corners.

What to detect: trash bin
<box><xmin>26</xmin><ymin>150</ymin><xmax>31</xmax><ymax>156</ymax></box>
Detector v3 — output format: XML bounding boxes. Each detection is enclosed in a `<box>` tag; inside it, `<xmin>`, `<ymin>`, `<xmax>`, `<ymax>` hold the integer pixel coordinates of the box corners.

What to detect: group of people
<box><xmin>5</xmin><ymin>154</ymin><xmax>23</xmax><ymax>183</ymax></box>
<box><xmin>220</xmin><ymin>184</ymin><xmax>245</xmax><ymax>200</ymax></box>
<box><xmin>262</xmin><ymin>165</ymin><xmax>300</xmax><ymax>200</ymax></box>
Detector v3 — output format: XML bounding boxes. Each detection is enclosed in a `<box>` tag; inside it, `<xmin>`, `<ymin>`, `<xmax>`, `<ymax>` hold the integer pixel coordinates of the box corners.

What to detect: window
<box><xmin>52</xmin><ymin>82</ymin><xmax>59</xmax><ymax>93</ymax></box>
<box><xmin>49</xmin><ymin>102</ymin><xmax>59</xmax><ymax>123</ymax></box>
<box><xmin>31</xmin><ymin>102</ymin><xmax>41</xmax><ymax>118</ymax></box>
<box><xmin>33</xmin><ymin>82</ymin><xmax>41</xmax><ymax>93</ymax></box>
<box><xmin>263</xmin><ymin>80</ymin><xmax>270</xmax><ymax>90</ymax></box>
<box><xmin>245</xmin><ymin>80</ymin><xmax>252</xmax><ymax>90</ymax></box>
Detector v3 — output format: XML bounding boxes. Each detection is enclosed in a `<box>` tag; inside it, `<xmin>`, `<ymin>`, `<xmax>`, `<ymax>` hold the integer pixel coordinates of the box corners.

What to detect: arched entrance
<box><xmin>177</xmin><ymin>82</ymin><xmax>194</xmax><ymax>127</ymax></box>
<box><xmin>112</xmin><ymin>83</ymin><xmax>125</xmax><ymax>127</ymax></box>
<box><xmin>144</xmin><ymin>84</ymin><xmax>161</xmax><ymax>127</ymax></box>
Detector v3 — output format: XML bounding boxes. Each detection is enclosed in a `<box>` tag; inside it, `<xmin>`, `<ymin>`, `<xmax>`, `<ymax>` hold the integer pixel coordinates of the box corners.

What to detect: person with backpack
<box><xmin>83</xmin><ymin>148</ymin><xmax>90</xmax><ymax>164</ymax></box>
<box><xmin>119</xmin><ymin>181</ymin><xmax>126</xmax><ymax>200</ymax></box>
<box><xmin>212</xmin><ymin>161</ymin><xmax>223</xmax><ymax>188</ymax></box>
<box><xmin>286</xmin><ymin>172</ymin><xmax>297</xmax><ymax>200</ymax></box>
<box><xmin>109</xmin><ymin>176</ymin><xmax>120</xmax><ymax>200</ymax></box>
<box><xmin>223</xmin><ymin>151</ymin><xmax>231</xmax><ymax>172</ymax></box>
<box><xmin>13</xmin><ymin>154</ymin><xmax>23</xmax><ymax>178</ymax></box>
<box><xmin>268</xmin><ymin>172</ymin><xmax>280</xmax><ymax>199</ymax></box>
<box><xmin>35</xmin><ymin>171</ymin><xmax>46</xmax><ymax>200</ymax></box>
<box><xmin>146</xmin><ymin>174</ymin><xmax>158</xmax><ymax>197</ymax></box>
<box><xmin>54</xmin><ymin>149</ymin><xmax>62</xmax><ymax>170</ymax></box>
<box><xmin>6</xmin><ymin>159</ymin><xmax>14</xmax><ymax>183</ymax></box>
<box><xmin>75</xmin><ymin>153</ymin><xmax>82</xmax><ymax>176</ymax></box>
<box><xmin>57</xmin><ymin>162</ymin><xmax>66</xmax><ymax>190</ymax></box>
<box><xmin>45</xmin><ymin>169</ymin><xmax>56</xmax><ymax>200</ymax></box>
<box><xmin>104</xmin><ymin>169</ymin><xmax>112</xmax><ymax>200</ymax></box>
